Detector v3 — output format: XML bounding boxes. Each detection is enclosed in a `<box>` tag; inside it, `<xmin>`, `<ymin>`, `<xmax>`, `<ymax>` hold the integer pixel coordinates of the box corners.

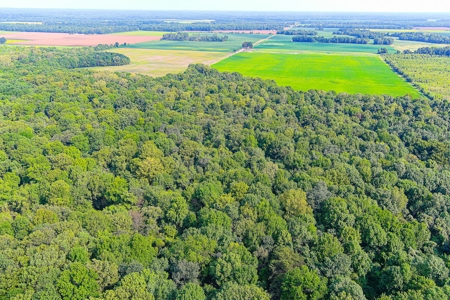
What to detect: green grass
<box><xmin>212</xmin><ymin>52</ymin><xmax>421</xmax><ymax>97</ymax></box>
<box><xmin>126</xmin><ymin>33</ymin><xmax>269</xmax><ymax>52</ymax></box>
<box><xmin>254</xmin><ymin>35</ymin><xmax>396</xmax><ymax>54</ymax></box>
<box><xmin>110</xmin><ymin>31</ymin><xmax>169</xmax><ymax>36</ymax></box>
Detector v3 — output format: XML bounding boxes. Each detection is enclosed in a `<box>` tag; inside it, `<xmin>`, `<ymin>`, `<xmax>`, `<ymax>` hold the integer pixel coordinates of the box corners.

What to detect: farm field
<box><xmin>391</xmin><ymin>39</ymin><xmax>450</xmax><ymax>51</ymax></box>
<box><xmin>253</xmin><ymin>34</ymin><xmax>396</xmax><ymax>54</ymax></box>
<box><xmin>126</xmin><ymin>33</ymin><xmax>269</xmax><ymax>52</ymax></box>
<box><xmin>384</xmin><ymin>54</ymin><xmax>450</xmax><ymax>100</ymax></box>
<box><xmin>0</xmin><ymin>31</ymin><xmax>162</xmax><ymax>46</ymax></box>
<box><xmin>89</xmin><ymin>48</ymin><xmax>228</xmax><ymax>76</ymax></box>
<box><xmin>212</xmin><ymin>52</ymin><xmax>421</xmax><ymax>96</ymax></box>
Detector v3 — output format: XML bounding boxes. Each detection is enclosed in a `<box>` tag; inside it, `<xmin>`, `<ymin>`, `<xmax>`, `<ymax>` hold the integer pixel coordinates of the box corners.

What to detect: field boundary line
<box><xmin>378</xmin><ymin>55</ymin><xmax>429</xmax><ymax>99</ymax></box>
<box><xmin>207</xmin><ymin>34</ymin><xmax>275</xmax><ymax>66</ymax></box>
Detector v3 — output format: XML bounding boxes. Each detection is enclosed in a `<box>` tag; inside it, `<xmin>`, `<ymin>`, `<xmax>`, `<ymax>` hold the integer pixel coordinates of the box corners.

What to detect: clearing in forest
<box><xmin>89</xmin><ymin>48</ymin><xmax>228</xmax><ymax>77</ymax></box>
<box><xmin>212</xmin><ymin>52</ymin><xmax>421</xmax><ymax>97</ymax></box>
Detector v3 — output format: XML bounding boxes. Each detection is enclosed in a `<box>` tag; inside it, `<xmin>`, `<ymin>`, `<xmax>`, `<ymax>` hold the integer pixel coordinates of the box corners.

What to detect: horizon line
<box><xmin>1</xmin><ymin>8</ymin><xmax>450</xmax><ymax>13</ymax></box>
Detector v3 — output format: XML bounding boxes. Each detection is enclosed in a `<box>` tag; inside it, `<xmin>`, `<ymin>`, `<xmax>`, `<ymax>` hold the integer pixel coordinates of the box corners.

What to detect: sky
<box><xmin>1</xmin><ymin>0</ymin><xmax>450</xmax><ymax>12</ymax></box>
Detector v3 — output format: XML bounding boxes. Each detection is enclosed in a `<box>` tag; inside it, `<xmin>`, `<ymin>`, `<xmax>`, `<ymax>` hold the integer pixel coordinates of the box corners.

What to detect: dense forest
<box><xmin>384</xmin><ymin>53</ymin><xmax>450</xmax><ymax>101</ymax></box>
<box><xmin>373</xmin><ymin>38</ymin><xmax>395</xmax><ymax>45</ymax></box>
<box><xmin>332</xmin><ymin>29</ymin><xmax>387</xmax><ymax>40</ymax></box>
<box><xmin>277</xmin><ymin>30</ymin><xmax>317</xmax><ymax>36</ymax></box>
<box><xmin>0</xmin><ymin>47</ymin><xmax>130</xmax><ymax>69</ymax></box>
<box><xmin>161</xmin><ymin>33</ymin><xmax>229</xmax><ymax>42</ymax></box>
<box><xmin>408</xmin><ymin>46</ymin><xmax>450</xmax><ymax>56</ymax></box>
<box><xmin>292</xmin><ymin>35</ymin><xmax>369</xmax><ymax>44</ymax></box>
<box><xmin>1</xmin><ymin>46</ymin><xmax>450</xmax><ymax>299</ymax></box>
<box><xmin>389</xmin><ymin>32</ymin><xmax>450</xmax><ymax>44</ymax></box>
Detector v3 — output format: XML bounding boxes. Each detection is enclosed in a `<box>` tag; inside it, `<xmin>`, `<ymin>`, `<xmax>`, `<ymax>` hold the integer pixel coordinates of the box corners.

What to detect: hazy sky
<box><xmin>2</xmin><ymin>0</ymin><xmax>450</xmax><ymax>12</ymax></box>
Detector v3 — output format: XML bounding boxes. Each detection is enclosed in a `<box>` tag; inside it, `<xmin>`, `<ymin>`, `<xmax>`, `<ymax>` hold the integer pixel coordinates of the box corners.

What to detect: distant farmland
<box><xmin>126</xmin><ymin>33</ymin><xmax>269</xmax><ymax>52</ymax></box>
<box><xmin>254</xmin><ymin>35</ymin><xmax>396</xmax><ymax>54</ymax></box>
<box><xmin>213</xmin><ymin>52</ymin><xmax>421</xmax><ymax>97</ymax></box>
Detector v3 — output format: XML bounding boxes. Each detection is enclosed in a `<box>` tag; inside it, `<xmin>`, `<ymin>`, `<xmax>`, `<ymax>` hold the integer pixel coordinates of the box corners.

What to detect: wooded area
<box><xmin>161</xmin><ymin>33</ymin><xmax>229</xmax><ymax>42</ymax></box>
<box><xmin>292</xmin><ymin>35</ymin><xmax>370</xmax><ymax>44</ymax></box>
<box><xmin>0</xmin><ymin>46</ymin><xmax>450</xmax><ymax>299</ymax></box>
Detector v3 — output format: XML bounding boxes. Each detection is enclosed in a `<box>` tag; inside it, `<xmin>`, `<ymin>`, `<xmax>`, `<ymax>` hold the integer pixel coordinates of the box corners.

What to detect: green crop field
<box><xmin>125</xmin><ymin>33</ymin><xmax>269</xmax><ymax>52</ymax></box>
<box><xmin>212</xmin><ymin>52</ymin><xmax>421</xmax><ymax>97</ymax></box>
<box><xmin>254</xmin><ymin>35</ymin><xmax>396</xmax><ymax>54</ymax></box>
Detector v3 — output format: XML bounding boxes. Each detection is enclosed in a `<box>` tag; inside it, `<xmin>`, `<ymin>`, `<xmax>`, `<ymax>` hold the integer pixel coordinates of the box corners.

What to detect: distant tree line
<box><xmin>0</xmin><ymin>23</ymin><xmax>139</xmax><ymax>35</ymax></box>
<box><xmin>94</xmin><ymin>42</ymin><xmax>129</xmax><ymax>51</ymax></box>
<box><xmin>4</xmin><ymin>47</ymin><xmax>130</xmax><ymax>69</ymax></box>
<box><xmin>390</xmin><ymin>32</ymin><xmax>450</xmax><ymax>44</ymax></box>
<box><xmin>0</xmin><ymin>37</ymin><xmax>6</xmax><ymax>44</ymax></box>
<box><xmin>304</xmin><ymin>23</ymin><xmax>406</xmax><ymax>29</ymax></box>
<box><xmin>333</xmin><ymin>28</ymin><xmax>387</xmax><ymax>39</ymax></box>
<box><xmin>161</xmin><ymin>32</ymin><xmax>229</xmax><ymax>42</ymax></box>
<box><xmin>374</xmin><ymin>37</ymin><xmax>395</xmax><ymax>45</ymax></box>
<box><xmin>277</xmin><ymin>29</ymin><xmax>317</xmax><ymax>35</ymax></box>
<box><xmin>0</xmin><ymin>22</ymin><xmax>286</xmax><ymax>35</ymax></box>
<box><xmin>292</xmin><ymin>35</ymin><xmax>369</xmax><ymax>44</ymax></box>
<box><xmin>404</xmin><ymin>46</ymin><xmax>450</xmax><ymax>56</ymax></box>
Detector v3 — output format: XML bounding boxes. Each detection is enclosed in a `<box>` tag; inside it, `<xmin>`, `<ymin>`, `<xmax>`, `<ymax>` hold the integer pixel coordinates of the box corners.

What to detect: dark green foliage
<box><xmin>411</xmin><ymin>46</ymin><xmax>450</xmax><ymax>57</ymax></box>
<box><xmin>1</xmin><ymin>46</ymin><xmax>450</xmax><ymax>299</ymax></box>
<box><xmin>277</xmin><ymin>30</ymin><xmax>317</xmax><ymax>35</ymax></box>
<box><xmin>374</xmin><ymin>38</ymin><xmax>394</xmax><ymax>45</ymax></box>
<box><xmin>391</xmin><ymin>32</ymin><xmax>450</xmax><ymax>44</ymax></box>
<box><xmin>242</xmin><ymin>41</ymin><xmax>254</xmax><ymax>48</ymax></box>
<box><xmin>333</xmin><ymin>28</ymin><xmax>387</xmax><ymax>39</ymax></box>
<box><xmin>162</xmin><ymin>32</ymin><xmax>229</xmax><ymax>42</ymax></box>
<box><xmin>292</xmin><ymin>35</ymin><xmax>369</xmax><ymax>44</ymax></box>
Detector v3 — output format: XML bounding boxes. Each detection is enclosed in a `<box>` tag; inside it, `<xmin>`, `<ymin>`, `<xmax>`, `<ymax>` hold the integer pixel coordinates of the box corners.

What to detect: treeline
<box><xmin>94</xmin><ymin>42</ymin><xmax>129</xmax><ymax>51</ymax></box>
<box><xmin>304</xmin><ymin>23</ymin><xmax>406</xmax><ymax>29</ymax></box>
<box><xmin>333</xmin><ymin>28</ymin><xmax>387</xmax><ymax>39</ymax></box>
<box><xmin>0</xmin><ymin>23</ymin><xmax>139</xmax><ymax>35</ymax></box>
<box><xmin>0</xmin><ymin>22</ymin><xmax>286</xmax><ymax>35</ymax></box>
<box><xmin>161</xmin><ymin>32</ymin><xmax>229</xmax><ymax>42</ymax></box>
<box><xmin>277</xmin><ymin>29</ymin><xmax>317</xmax><ymax>35</ymax></box>
<box><xmin>390</xmin><ymin>32</ymin><xmax>450</xmax><ymax>44</ymax></box>
<box><xmin>141</xmin><ymin>23</ymin><xmax>284</xmax><ymax>32</ymax></box>
<box><xmin>0</xmin><ymin>47</ymin><xmax>130</xmax><ymax>69</ymax></box>
<box><xmin>292</xmin><ymin>35</ymin><xmax>369</xmax><ymax>44</ymax></box>
<box><xmin>407</xmin><ymin>46</ymin><xmax>450</xmax><ymax>56</ymax></box>
<box><xmin>374</xmin><ymin>38</ymin><xmax>395</xmax><ymax>45</ymax></box>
